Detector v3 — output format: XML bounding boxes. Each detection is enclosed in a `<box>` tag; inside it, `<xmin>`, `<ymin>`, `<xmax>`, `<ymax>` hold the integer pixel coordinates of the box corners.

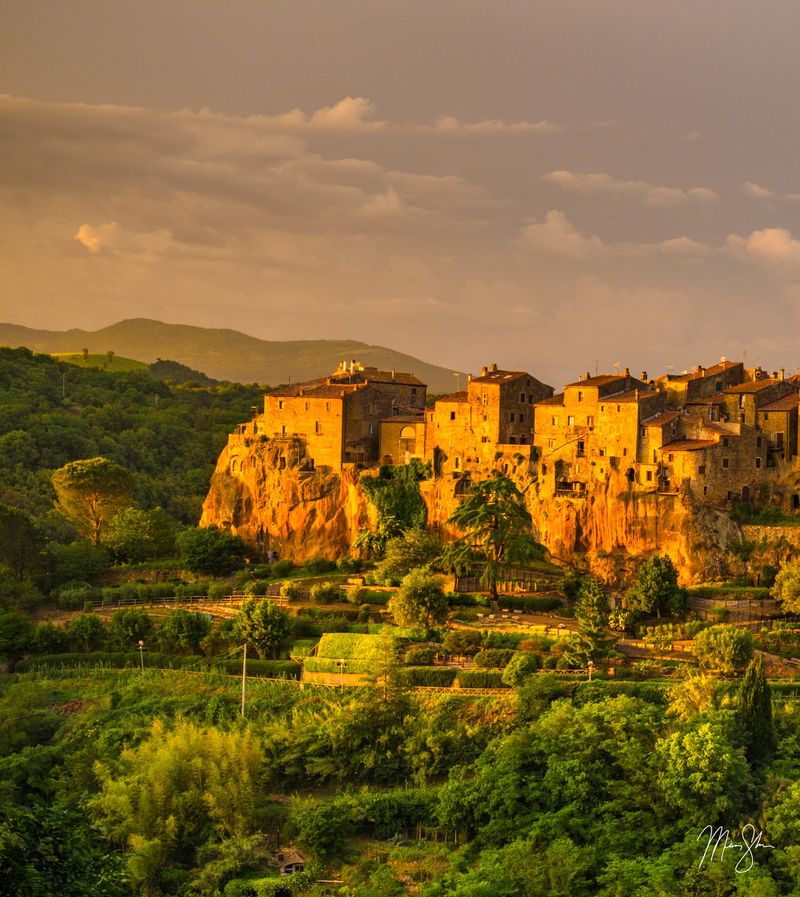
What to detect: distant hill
<box><xmin>51</xmin><ymin>352</ymin><xmax>149</xmax><ymax>373</ymax></box>
<box><xmin>0</xmin><ymin>319</ymin><xmax>464</xmax><ymax>392</ymax></box>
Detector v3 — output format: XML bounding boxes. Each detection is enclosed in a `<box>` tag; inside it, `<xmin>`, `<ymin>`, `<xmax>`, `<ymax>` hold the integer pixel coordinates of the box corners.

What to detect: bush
<box><xmin>502</xmin><ymin>651</ymin><xmax>541</xmax><ymax>686</ymax></box>
<box><xmin>336</xmin><ymin>556</ymin><xmax>362</xmax><ymax>573</ymax></box>
<box><xmin>497</xmin><ymin>595</ymin><xmax>562</xmax><ymax>612</ymax></box>
<box><xmin>280</xmin><ymin>582</ymin><xmax>305</xmax><ymax>602</ymax></box>
<box><xmin>442</xmin><ymin>630</ymin><xmax>482</xmax><ymax>656</ymax></box>
<box><xmin>447</xmin><ymin>592</ymin><xmax>489</xmax><ymax>607</ymax></box>
<box><xmin>303</xmin><ymin>557</ymin><xmax>337</xmax><ymax>575</ymax></box>
<box><xmin>395</xmin><ymin>666</ymin><xmax>456</xmax><ymax>687</ymax></box>
<box><xmin>346</xmin><ymin>586</ymin><xmax>370</xmax><ymax>605</ymax></box>
<box><xmin>218</xmin><ymin>658</ymin><xmax>300</xmax><ymax>678</ymax></box>
<box><xmin>457</xmin><ymin>669</ymin><xmax>508</xmax><ymax>688</ymax></box>
<box><xmin>269</xmin><ymin>559</ymin><xmax>295</xmax><ymax>578</ymax></box>
<box><xmin>176</xmin><ymin>526</ymin><xmax>246</xmax><ymax>575</ymax></box>
<box><xmin>309</xmin><ymin>582</ymin><xmax>343</xmax><ymax>604</ymax></box>
<box><xmin>473</xmin><ymin>648</ymin><xmax>515</xmax><ymax>669</ymax></box>
<box><xmin>404</xmin><ymin>645</ymin><xmax>437</xmax><ymax>665</ymax></box>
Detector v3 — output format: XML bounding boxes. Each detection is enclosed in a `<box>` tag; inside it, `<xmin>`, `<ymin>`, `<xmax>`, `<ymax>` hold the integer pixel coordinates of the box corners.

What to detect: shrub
<box><xmin>336</xmin><ymin>556</ymin><xmax>362</xmax><ymax>573</ymax></box>
<box><xmin>280</xmin><ymin>582</ymin><xmax>305</xmax><ymax>602</ymax></box>
<box><xmin>404</xmin><ymin>645</ymin><xmax>437</xmax><ymax>665</ymax></box>
<box><xmin>457</xmin><ymin>669</ymin><xmax>508</xmax><ymax>688</ymax></box>
<box><xmin>269</xmin><ymin>559</ymin><xmax>295</xmax><ymax>578</ymax></box>
<box><xmin>346</xmin><ymin>586</ymin><xmax>370</xmax><ymax>605</ymax></box>
<box><xmin>473</xmin><ymin>648</ymin><xmax>515</xmax><ymax>668</ymax></box>
<box><xmin>502</xmin><ymin>651</ymin><xmax>541</xmax><ymax>686</ymax></box>
<box><xmin>442</xmin><ymin>630</ymin><xmax>482</xmax><ymax>656</ymax></box>
<box><xmin>395</xmin><ymin>666</ymin><xmax>456</xmax><ymax>687</ymax></box>
<box><xmin>309</xmin><ymin>582</ymin><xmax>343</xmax><ymax>604</ymax></box>
<box><xmin>303</xmin><ymin>557</ymin><xmax>337</xmax><ymax>575</ymax></box>
<box><xmin>497</xmin><ymin>595</ymin><xmax>562</xmax><ymax>612</ymax></box>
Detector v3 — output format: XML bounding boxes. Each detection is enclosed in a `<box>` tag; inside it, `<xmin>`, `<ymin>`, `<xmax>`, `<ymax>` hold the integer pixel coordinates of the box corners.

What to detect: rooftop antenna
<box><xmin>453</xmin><ymin>372</ymin><xmax>460</xmax><ymax>392</ymax></box>
<box><xmin>595</xmin><ymin>359</ymin><xmax>599</xmax><ymax>376</ymax></box>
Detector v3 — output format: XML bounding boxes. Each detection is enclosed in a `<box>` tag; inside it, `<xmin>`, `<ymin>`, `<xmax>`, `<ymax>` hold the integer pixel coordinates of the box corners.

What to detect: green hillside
<box><xmin>51</xmin><ymin>352</ymin><xmax>148</xmax><ymax>372</ymax></box>
<box><xmin>0</xmin><ymin>318</ymin><xmax>465</xmax><ymax>392</ymax></box>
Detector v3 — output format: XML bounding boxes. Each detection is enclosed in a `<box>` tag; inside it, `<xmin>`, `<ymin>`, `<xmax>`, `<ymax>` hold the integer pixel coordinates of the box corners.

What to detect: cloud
<box><xmin>742</xmin><ymin>181</ymin><xmax>774</xmax><ymax>200</ymax></box>
<box><xmin>543</xmin><ymin>170</ymin><xmax>719</xmax><ymax>206</ymax></box>
<box><xmin>727</xmin><ymin>226</ymin><xmax>800</xmax><ymax>270</ymax></box>
<box><xmin>519</xmin><ymin>210</ymin><xmax>604</xmax><ymax>258</ymax></box>
<box><xmin>307</xmin><ymin>96</ymin><xmax>387</xmax><ymax>132</ymax></box>
<box><xmin>429</xmin><ymin>115</ymin><xmax>561</xmax><ymax>136</ymax></box>
<box><xmin>74</xmin><ymin>221</ymin><xmax>173</xmax><ymax>261</ymax></box>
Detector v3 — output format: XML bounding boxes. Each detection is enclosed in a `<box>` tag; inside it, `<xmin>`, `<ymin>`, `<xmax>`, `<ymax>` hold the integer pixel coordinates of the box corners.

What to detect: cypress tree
<box><xmin>738</xmin><ymin>654</ymin><xmax>776</xmax><ymax>767</ymax></box>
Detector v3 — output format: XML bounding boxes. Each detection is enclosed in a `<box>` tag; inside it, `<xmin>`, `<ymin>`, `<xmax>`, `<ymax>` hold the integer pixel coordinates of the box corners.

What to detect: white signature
<box><xmin>698</xmin><ymin>824</ymin><xmax>775</xmax><ymax>874</ymax></box>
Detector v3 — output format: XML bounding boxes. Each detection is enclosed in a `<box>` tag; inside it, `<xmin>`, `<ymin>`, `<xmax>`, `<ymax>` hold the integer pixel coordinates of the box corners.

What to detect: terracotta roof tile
<box><xmin>660</xmin><ymin>439</ymin><xmax>716</xmax><ymax>452</ymax></box>
<box><xmin>759</xmin><ymin>394</ymin><xmax>800</xmax><ymax>412</ymax></box>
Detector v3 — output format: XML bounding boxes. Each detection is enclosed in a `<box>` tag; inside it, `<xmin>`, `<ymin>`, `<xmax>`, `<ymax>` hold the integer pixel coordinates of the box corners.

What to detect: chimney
<box><xmin>481</xmin><ymin>365</ymin><xmax>488</xmax><ymax>377</ymax></box>
<box><xmin>467</xmin><ymin>373</ymin><xmax>472</xmax><ymax>383</ymax></box>
<box><xmin>391</xmin><ymin>369</ymin><xmax>395</xmax><ymax>379</ymax></box>
<box><xmin>584</xmin><ymin>371</ymin><xmax>591</xmax><ymax>381</ymax></box>
<box><xmin>624</xmin><ymin>367</ymin><xmax>630</xmax><ymax>377</ymax></box>
<box><xmin>641</xmin><ymin>370</ymin><xmax>647</xmax><ymax>382</ymax></box>
<box><xmin>490</xmin><ymin>362</ymin><xmax>498</xmax><ymax>372</ymax></box>
<box><xmin>635</xmin><ymin>388</ymin><xmax>639</xmax><ymax>401</ymax></box>
<box><xmin>781</xmin><ymin>368</ymin><xmax>785</xmax><ymax>381</ymax></box>
<box><xmin>720</xmin><ymin>355</ymin><xmax>727</xmax><ymax>363</ymax></box>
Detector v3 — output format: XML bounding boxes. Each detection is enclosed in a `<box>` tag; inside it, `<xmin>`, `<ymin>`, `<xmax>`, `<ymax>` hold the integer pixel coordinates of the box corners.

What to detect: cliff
<box><xmin>202</xmin><ymin>433</ymin><xmax>746</xmax><ymax>583</ymax></box>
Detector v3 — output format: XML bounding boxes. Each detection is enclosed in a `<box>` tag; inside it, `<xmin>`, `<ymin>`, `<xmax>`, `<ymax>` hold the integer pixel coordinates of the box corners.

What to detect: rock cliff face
<box><xmin>201</xmin><ymin>433</ymin><xmax>743</xmax><ymax>582</ymax></box>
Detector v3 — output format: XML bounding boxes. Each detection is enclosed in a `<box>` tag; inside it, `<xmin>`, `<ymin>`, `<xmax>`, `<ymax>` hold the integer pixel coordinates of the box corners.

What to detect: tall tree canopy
<box><xmin>51</xmin><ymin>457</ymin><xmax>132</xmax><ymax>546</ymax></box>
<box><xmin>443</xmin><ymin>473</ymin><xmax>542</xmax><ymax>600</ymax></box>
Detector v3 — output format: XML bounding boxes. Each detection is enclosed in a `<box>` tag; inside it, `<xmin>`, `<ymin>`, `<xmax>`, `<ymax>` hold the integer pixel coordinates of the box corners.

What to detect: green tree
<box><xmin>157</xmin><ymin>609</ymin><xmax>211</xmax><ymax>654</ymax></box>
<box><xmin>442</xmin><ymin>629</ymin><xmax>482</xmax><ymax>657</ymax></box>
<box><xmin>626</xmin><ymin>554</ymin><xmax>686</xmax><ymax>618</ymax></box>
<box><xmin>389</xmin><ymin>567</ymin><xmax>448</xmax><ymax>628</ymax></box>
<box><xmin>443</xmin><ymin>473</ymin><xmax>542</xmax><ymax>600</ymax></box>
<box><xmin>501</xmin><ymin>651</ymin><xmax>540</xmax><ymax>686</ymax></box>
<box><xmin>564</xmin><ymin>577</ymin><xmax>614</xmax><ymax>667</ymax></box>
<box><xmin>0</xmin><ymin>503</ymin><xmax>41</xmax><ymax>580</ymax></box>
<box><xmin>176</xmin><ymin>526</ymin><xmax>246</xmax><ymax>575</ymax></box>
<box><xmin>737</xmin><ymin>654</ymin><xmax>776</xmax><ymax>768</ymax></box>
<box><xmin>0</xmin><ymin>610</ymin><xmax>34</xmax><ymax>657</ymax></box>
<box><xmin>51</xmin><ymin>458</ymin><xmax>133</xmax><ymax>546</ymax></box>
<box><xmin>693</xmin><ymin>625</ymin><xmax>754</xmax><ymax>673</ymax></box>
<box><xmin>771</xmin><ymin>561</ymin><xmax>800</xmax><ymax>612</ymax></box>
<box><xmin>103</xmin><ymin>508</ymin><xmax>175</xmax><ymax>563</ymax></box>
<box><xmin>66</xmin><ymin>613</ymin><xmax>106</xmax><ymax>653</ymax></box>
<box><xmin>234</xmin><ymin>598</ymin><xmax>292</xmax><ymax>659</ymax></box>
<box><xmin>375</xmin><ymin>530</ymin><xmax>442</xmax><ymax>583</ymax></box>
<box><xmin>108</xmin><ymin>609</ymin><xmax>154</xmax><ymax>650</ymax></box>
<box><xmin>30</xmin><ymin>622</ymin><xmax>69</xmax><ymax>655</ymax></box>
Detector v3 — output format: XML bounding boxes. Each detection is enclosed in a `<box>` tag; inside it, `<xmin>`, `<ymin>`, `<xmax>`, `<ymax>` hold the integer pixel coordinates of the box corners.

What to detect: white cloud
<box><xmin>727</xmin><ymin>226</ymin><xmax>800</xmax><ymax>270</ymax></box>
<box><xmin>742</xmin><ymin>181</ymin><xmax>774</xmax><ymax>200</ymax></box>
<box><xmin>430</xmin><ymin>115</ymin><xmax>560</xmax><ymax>136</ymax></box>
<box><xmin>519</xmin><ymin>210</ymin><xmax>604</xmax><ymax>258</ymax></box>
<box><xmin>543</xmin><ymin>170</ymin><xmax>719</xmax><ymax>206</ymax></box>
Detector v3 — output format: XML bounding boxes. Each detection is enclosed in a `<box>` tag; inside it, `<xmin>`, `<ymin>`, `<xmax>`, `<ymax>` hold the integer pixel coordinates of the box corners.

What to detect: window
<box><xmin>510</xmin><ymin>412</ymin><xmax>515</xmax><ymax>422</ymax></box>
<box><xmin>704</xmin><ymin>485</ymin><xmax>708</xmax><ymax>495</ymax></box>
<box><xmin>281</xmin><ymin>425</ymin><xmax>286</xmax><ymax>435</ymax></box>
<box><xmin>577</xmin><ymin>440</ymin><xmax>585</xmax><ymax>457</ymax></box>
<box><xmin>314</xmin><ymin>421</ymin><xmax>321</xmax><ymax>434</ymax></box>
<box><xmin>723</xmin><ymin>437</ymin><xmax>729</xmax><ymax>447</ymax></box>
<box><xmin>368</xmin><ymin>423</ymin><xmax>374</xmax><ymax>435</ymax></box>
<box><xmin>722</xmin><ymin>458</ymin><xmax>729</xmax><ymax>469</ymax></box>
<box><xmin>325</xmin><ymin>402</ymin><xmax>330</xmax><ymax>412</ymax></box>
<box><xmin>481</xmin><ymin>436</ymin><xmax>490</xmax><ymax>443</ymax></box>
<box><xmin>483</xmin><ymin>414</ymin><xmax>488</xmax><ymax>421</ymax></box>
<box><xmin>599</xmin><ymin>447</ymin><xmax>606</xmax><ymax>457</ymax></box>
<box><xmin>454</xmin><ymin>457</ymin><xmax>460</xmax><ymax>469</ymax></box>
<box><xmin>278</xmin><ymin>400</ymin><xmax>284</xmax><ymax>410</ymax></box>
<box><xmin>509</xmin><ymin>436</ymin><xmax>516</xmax><ymax>444</ymax></box>
<box><xmin>646</xmin><ymin>470</ymin><xmax>653</xmax><ymax>482</ymax></box>
<box><xmin>668</xmin><ymin>454</ymin><xmax>674</xmax><ymax>462</ymax></box>
<box><xmin>450</xmin><ymin>411</ymin><xmax>456</xmax><ymax>420</ymax></box>
<box><xmin>577</xmin><ymin>391</ymin><xmax>584</xmax><ymax>402</ymax></box>
<box><xmin>764</xmin><ymin>413</ymin><xmax>769</xmax><ymax>420</ymax></box>
<box><xmin>601</xmin><ymin>405</ymin><xmax>605</xmax><ymax>412</ymax></box>
<box><xmin>552</xmin><ymin>416</ymin><xmax>559</xmax><ymax>426</ymax></box>
<box><xmin>756</xmin><ymin>457</ymin><xmax>762</xmax><ymax>469</ymax></box>
<box><xmin>548</xmin><ymin>438</ymin><xmax>555</xmax><ymax>448</ymax></box>
<box><xmin>528</xmin><ymin>395</ymin><xmax>533</xmax><ymax>404</ymax></box>
<box><xmin>482</xmin><ymin>393</ymin><xmax>488</xmax><ymax>405</ymax></box>
<box><xmin>640</xmin><ymin>427</ymin><xmax>645</xmax><ymax>437</ymax></box>
<box><xmin>623</xmin><ymin>447</ymin><xmax>628</xmax><ymax>457</ymax></box>
<box><xmin>586</xmin><ymin>416</ymin><xmax>594</xmax><ymax>427</ymax></box>
<box><xmin>520</xmin><ymin>392</ymin><xmax>525</xmax><ymax>402</ymax></box>
<box><xmin>616</xmin><ymin>405</ymin><xmax>621</xmax><ymax>413</ymax></box>
<box><xmin>699</xmin><ymin>464</ymin><xmax>706</xmax><ymax>475</ymax></box>
<box><xmin>756</xmin><ymin>436</ymin><xmax>762</xmax><ymax>447</ymax></box>
<box><xmin>304</xmin><ymin>401</ymin><xmax>309</xmax><ymax>411</ymax></box>
<box><xmin>568</xmin><ymin>415</ymin><xmax>575</xmax><ymax>426</ymax></box>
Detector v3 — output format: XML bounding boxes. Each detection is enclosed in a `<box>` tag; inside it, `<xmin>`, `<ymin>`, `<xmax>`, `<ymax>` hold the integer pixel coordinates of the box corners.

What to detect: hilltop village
<box><xmin>201</xmin><ymin>357</ymin><xmax>800</xmax><ymax>578</ymax></box>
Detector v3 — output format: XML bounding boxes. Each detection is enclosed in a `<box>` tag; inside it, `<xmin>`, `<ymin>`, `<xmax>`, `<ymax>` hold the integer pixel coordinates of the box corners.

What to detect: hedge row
<box><xmin>496</xmin><ymin>595</ymin><xmax>562</xmax><ymax>612</ymax></box>
<box><xmin>394</xmin><ymin>666</ymin><xmax>457</xmax><ymax>687</ymax></box>
<box><xmin>218</xmin><ymin>659</ymin><xmax>300</xmax><ymax>679</ymax></box>
<box><xmin>456</xmin><ymin>669</ymin><xmax>509</xmax><ymax>689</ymax></box>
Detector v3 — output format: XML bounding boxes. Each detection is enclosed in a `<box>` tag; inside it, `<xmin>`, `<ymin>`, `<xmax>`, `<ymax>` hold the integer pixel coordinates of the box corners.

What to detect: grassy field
<box><xmin>51</xmin><ymin>351</ymin><xmax>149</xmax><ymax>372</ymax></box>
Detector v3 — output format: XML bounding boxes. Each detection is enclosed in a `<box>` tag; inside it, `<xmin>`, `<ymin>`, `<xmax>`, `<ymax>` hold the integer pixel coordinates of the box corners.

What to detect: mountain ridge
<box><xmin>0</xmin><ymin>318</ymin><xmax>465</xmax><ymax>392</ymax></box>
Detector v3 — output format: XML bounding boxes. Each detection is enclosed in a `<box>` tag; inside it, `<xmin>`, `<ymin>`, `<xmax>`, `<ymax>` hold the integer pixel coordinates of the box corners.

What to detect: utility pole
<box><xmin>241</xmin><ymin>643</ymin><xmax>247</xmax><ymax>718</ymax></box>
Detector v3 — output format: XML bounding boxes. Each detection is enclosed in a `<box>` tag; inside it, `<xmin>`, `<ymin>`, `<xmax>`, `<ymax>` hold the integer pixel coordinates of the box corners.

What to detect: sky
<box><xmin>3</xmin><ymin>1</ymin><xmax>800</xmax><ymax>386</ymax></box>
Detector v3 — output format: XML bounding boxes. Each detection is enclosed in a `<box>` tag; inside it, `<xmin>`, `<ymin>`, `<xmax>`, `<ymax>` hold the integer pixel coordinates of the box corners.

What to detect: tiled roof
<box><xmin>759</xmin><ymin>394</ymin><xmax>800</xmax><ymax>412</ymax></box>
<box><xmin>610</xmin><ymin>389</ymin><xmax>660</xmax><ymax>403</ymax></box>
<box><xmin>660</xmin><ymin>439</ymin><xmax>716</xmax><ymax>452</ymax></box>
<box><xmin>685</xmin><ymin>395</ymin><xmax>726</xmax><ymax>405</ymax></box>
<box><xmin>470</xmin><ymin>369</ymin><xmax>530</xmax><ymax>385</ymax></box>
<box><xmin>381</xmin><ymin>414</ymin><xmax>424</xmax><ymax>424</ymax></box>
<box><xmin>436</xmin><ymin>390</ymin><xmax>468</xmax><ymax>403</ymax></box>
<box><xmin>563</xmin><ymin>374</ymin><xmax>624</xmax><ymax>388</ymax></box>
<box><xmin>331</xmin><ymin>368</ymin><xmax>426</xmax><ymax>387</ymax></box>
<box><xmin>643</xmin><ymin>410</ymin><xmax>681</xmax><ymax>426</ymax></box>
<box><xmin>725</xmin><ymin>379</ymin><xmax>782</xmax><ymax>393</ymax></box>
<box><xmin>269</xmin><ymin>382</ymin><xmax>366</xmax><ymax>399</ymax></box>
<box><xmin>536</xmin><ymin>393</ymin><xmax>565</xmax><ymax>406</ymax></box>
<box><xmin>671</xmin><ymin>360</ymin><xmax>742</xmax><ymax>382</ymax></box>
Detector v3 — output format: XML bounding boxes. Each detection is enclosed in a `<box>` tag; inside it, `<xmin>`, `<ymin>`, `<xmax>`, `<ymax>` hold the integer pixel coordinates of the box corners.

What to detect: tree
<box><xmin>234</xmin><ymin>598</ymin><xmax>291</xmax><ymax>659</ymax></box>
<box><xmin>108</xmin><ymin>609</ymin><xmax>154</xmax><ymax>650</ymax></box>
<box><xmin>176</xmin><ymin>526</ymin><xmax>245</xmax><ymax>575</ymax></box>
<box><xmin>626</xmin><ymin>555</ymin><xmax>686</xmax><ymax>618</ymax></box>
<box><xmin>771</xmin><ymin>561</ymin><xmax>800</xmax><ymax>612</ymax></box>
<box><xmin>442</xmin><ymin>629</ymin><xmax>482</xmax><ymax>657</ymax></box>
<box><xmin>0</xmin><ymin>610</ymin><xmax>34</xmax><ymax>657</ymax></box>
<box><xmin>502</xmin><ymin>651</ymin><xmax>540</xmax><ymax>686</ymax></box>
<box><xmin>693</xmin><ymin>625</ymin><xmax>754</xmax><ymax>673</ymax></box>
<box><xmin>156</xmin><ymin>609</ymin><xmax>211</xmax><ymax>654</ymax></box>
<box><xmin>66</xmin><ymin>613</ymin><xmax>106</xmax><ymax>653</ymax></box>
<box><xmin>375</xmin><ymin>529</ymin><xmax>442</xmax><ymax>583</ymax></box>
<box><xmin>0</xmin><ymin>503</ymin><xmax>41</xmax><ymax>580</ymax></box>
<box><xmin>389</xmin><ymin>567</ymin><xmax>448</xmax><ymax>628</ymax></box>
<box><xmin>31</xmin><ymin>622</ymin><xmax>69</xmax><ymax>655</ymax></box>
<box><xmin>563</xmin><ymin>576</ymin><xmax>614</xmax><ymax>667</ymax></box>
<box><xmin>102</xmin><ymin>508</ymin><xmax>175</xmax><ymax>563</ymax></box>
<box><xmin>443</xmin><ymin>473</ymin><xmax>542</xmax><ymax>600</ymax></box>
<box><xmin>737</xmin><ymin>655</ymin><xmax>776</xmax><ymax>767</ymax></box>
<box><xmin>52</xmin><ymin>458</ymin><xmax>133</xmax><ymax>546</ymax></box>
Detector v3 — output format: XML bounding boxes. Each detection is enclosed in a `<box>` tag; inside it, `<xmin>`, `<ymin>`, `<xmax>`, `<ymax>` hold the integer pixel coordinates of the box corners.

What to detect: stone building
<box><xmin>424</xmin><ymin>364</ymin><xmax>553</xmax><ymax>475</ymax></box>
